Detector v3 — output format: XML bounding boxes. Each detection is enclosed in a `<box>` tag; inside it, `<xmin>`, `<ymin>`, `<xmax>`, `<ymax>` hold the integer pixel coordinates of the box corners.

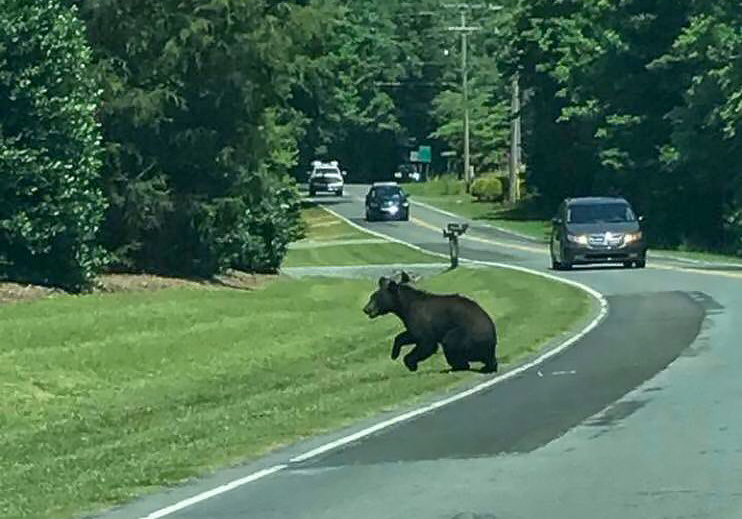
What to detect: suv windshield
<box><xmin>372</xmin><ymin>186</ymin><xmax>403</xmax><ymax>198</ymax></box>
<box><xmin>314</xmin><ymin>168</ymin><xmax>341</xmax><ymax>176</ymax></box>
<box><xmin>568</xmin><ymin>203</ymin><xmax>635</xmax><ymax>224</ymax></box>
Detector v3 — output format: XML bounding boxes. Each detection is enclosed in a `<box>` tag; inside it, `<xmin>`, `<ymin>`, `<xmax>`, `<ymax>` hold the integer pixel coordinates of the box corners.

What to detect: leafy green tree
<box><xmin>652</xmin><ymin>0</ymin><xmax>742</xmax><ymax>252</ymax></box>
<box><xmin>71</xmin><ymin>0</ymin><xmax>308</xmax><ymax>275</ymax></box>
<box><xmin>0</xmin><ymin>0</ymin><xmax>107</xmax><ymax>290</ymax></box>
<box><xmin>512</xmin><ymin>0</ymin><xmax>740</xmax><ymax>253</ymax></box>
<box><xmin>291</xmin><ymin>0</ymin><xmax>407</xmax><ymax>181</ymax></box>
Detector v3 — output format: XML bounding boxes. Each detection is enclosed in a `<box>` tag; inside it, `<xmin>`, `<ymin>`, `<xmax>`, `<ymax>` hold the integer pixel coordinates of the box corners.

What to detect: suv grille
<box><xmin>588</xmin><ymin>233</ymin><xmax>624</xmax><ymax>247</ymax></box>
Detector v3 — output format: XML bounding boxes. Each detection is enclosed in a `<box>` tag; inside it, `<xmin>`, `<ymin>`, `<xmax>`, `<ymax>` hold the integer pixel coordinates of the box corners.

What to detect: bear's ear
<box><xmin>378</xmin><ymin>276</ymin><xmax>391</xmax><ymax>288</ymax></box>
<box><xmin>399</xmin><ymin>271</ymin><xmax>411</xmax><ymax>284</ymax></box>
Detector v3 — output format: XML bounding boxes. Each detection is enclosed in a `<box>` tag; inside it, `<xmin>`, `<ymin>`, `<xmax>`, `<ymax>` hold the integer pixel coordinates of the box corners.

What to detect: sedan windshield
<box><xmin>313</xmin><ymin>173</ymin><xmax>342</xmax><ymax>181</ymax></box>
<box><xmin>568</xmin><ymin>203</ymin><xmax>635</xmax><ymax>224</ymax></box>
<box><xmin>372</xmin><ymin>186</ymin><xmax>404</xmax><ymax>199</ymax></box>
<box><xmin>315</xmin><ymin>168</ymin><xmax>340</xmax><ymax>175</ymax></box>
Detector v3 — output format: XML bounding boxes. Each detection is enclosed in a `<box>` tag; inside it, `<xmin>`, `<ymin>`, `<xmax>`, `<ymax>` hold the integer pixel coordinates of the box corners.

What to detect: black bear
<box><xmin>362</xmin><ymin>271</ymin><xmax>498</xmax><ymax>373</ymax></box>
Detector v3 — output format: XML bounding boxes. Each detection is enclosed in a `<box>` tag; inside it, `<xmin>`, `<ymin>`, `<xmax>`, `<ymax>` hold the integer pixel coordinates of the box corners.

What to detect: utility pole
<box><xmin>461</xmin><ymin>10</ymin><xmax>471</xmax><ymax>193</ymax></box>
<box><xmin>446</xmin><ymin>5</ymin><xmax>480</xmax><ymax>193</ymax></box>
<box><xmin>509</xmin><ymin>72</ymin><xmax>521</xmax><ymax>204</ymax></box>
<box><xmin>445</xmin><ymin>4</ymin><xmax>503</xmax><ymax>193</ymax></box>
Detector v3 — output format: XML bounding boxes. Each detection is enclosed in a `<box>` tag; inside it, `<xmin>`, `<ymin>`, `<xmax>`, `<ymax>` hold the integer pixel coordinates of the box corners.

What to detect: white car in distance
<box><xmin>308</xmin><ymin>161</ymin><xmax>346</xmax><ymax>197</ymax></box>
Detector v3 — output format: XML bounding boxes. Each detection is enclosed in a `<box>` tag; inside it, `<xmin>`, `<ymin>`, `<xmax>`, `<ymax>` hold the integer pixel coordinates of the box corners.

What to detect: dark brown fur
<box><xmin>363</xmin><ymin>272</ymin><xmax>498</xmax><ymax>373</ymax></box>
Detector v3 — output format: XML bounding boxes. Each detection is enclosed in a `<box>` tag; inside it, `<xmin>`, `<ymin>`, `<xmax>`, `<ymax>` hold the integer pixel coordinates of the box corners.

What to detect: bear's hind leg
<box><xmin>480</xmin><ymin>358</ymin><xmax>498</xmax><ymax>373</ymax></box>
<box><xmin>441</xmin><ymin>327</ymin><xmax>470</xmax><ymax>371</ymax></box>
<box><xmin>403</xmin><ymin>340</ymin><xmax>438</xmax><ymax>372</ymax></box>
<box><xmin>443</xmin><ymin>348</ymin><xmax>470</xmax><ymax>371</ymax></box>
<box><xmin>474</xmin><ymin>338</ymin><xmax>498</xmax><ymax>373</ymax></box>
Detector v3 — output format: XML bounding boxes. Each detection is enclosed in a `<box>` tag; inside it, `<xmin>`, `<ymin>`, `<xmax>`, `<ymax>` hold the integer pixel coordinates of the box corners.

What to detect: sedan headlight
<box><xmin>567</xmin><ymin>234</ymin><xmax>589</xmax><ymax>245</ymax></box>
<box><xmin>624</xmin><ymin>232</ymin><xmax>643</xmax><ymax>244</ymax></box>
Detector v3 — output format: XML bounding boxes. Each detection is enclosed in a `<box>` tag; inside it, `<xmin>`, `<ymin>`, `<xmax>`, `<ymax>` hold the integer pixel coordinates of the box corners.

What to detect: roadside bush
<box><xmin>0</xmin><ymin>0</ymin><xmax>107</xmax><ymax>290</ymax></box>
<box><xmin>105</xmin><ymin>170</ymin><xmax>304</xmax><ymax>278</ymax></box>
<box><xmin>471</xmin><ymin>174</ymin><xmax>504</xmax><ymax>202</ymax></box>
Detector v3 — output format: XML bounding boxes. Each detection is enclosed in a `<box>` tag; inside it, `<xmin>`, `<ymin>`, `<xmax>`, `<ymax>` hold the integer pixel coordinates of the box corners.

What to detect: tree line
<box><xmin>1</xmin><ymin>0</ymin><xmax>740</xmax><ymax>290</ymax></box>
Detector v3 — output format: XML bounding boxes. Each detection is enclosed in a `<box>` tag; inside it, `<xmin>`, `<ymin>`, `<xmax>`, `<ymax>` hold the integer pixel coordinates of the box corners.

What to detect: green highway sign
<box><xmin>418</xmin><ymin>145</ymin><xmax>431</xmax><ymax>163</ymax></box>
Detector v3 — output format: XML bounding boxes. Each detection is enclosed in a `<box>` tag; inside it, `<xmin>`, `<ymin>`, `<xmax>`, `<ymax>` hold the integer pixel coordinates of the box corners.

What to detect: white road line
<box><xmin>139</xmin><ymin>465</ymin><xmax>286</xmax><ymax>519</ymax></box>
<box><xmin>551</xmin><ymin>370</ymin><xmax>578</xmax><ymax>376</ymax></box>
<box><xmin>136</xmin><ymin>203</ymin><xmax>609</xmax><ymax>519</ymax></box>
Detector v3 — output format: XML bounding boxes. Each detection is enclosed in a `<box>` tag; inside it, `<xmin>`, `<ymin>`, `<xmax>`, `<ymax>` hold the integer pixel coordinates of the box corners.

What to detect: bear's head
<box><xmin>362</xmin><ymin>271</ymin><xmax>412</xmax><ymax>318</ymax></box>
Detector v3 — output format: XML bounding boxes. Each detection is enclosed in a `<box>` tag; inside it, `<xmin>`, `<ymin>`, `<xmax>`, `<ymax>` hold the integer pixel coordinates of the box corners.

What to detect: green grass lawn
<box><xmin>403</xmin><ymin>181</ymin><xmax>551</xmax><ymax>241</ymax></box>
<box><xmin>1</xmin><ymin>267</ymin><xmax>591</xmax><ymax>519</ymax></box>
<box><xmin>296</xmin><ymin>206</ymin><xmax>370</xmax><ymax>242</ymax></box>
<box><xmin>285</xmin><ymin>206</ymin><xmax>441</xmax><ymax>266</ymax></box>
<box><xmin>284</xmin><ymin>242</ymin><xmax>442</xmax><ymax>267</ymax></box>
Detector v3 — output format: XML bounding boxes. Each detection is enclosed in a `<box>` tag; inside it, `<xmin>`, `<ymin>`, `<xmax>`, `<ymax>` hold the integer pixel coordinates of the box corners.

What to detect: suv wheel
<box><xmin>636</xmin><ymin>257</ymin><xmax>646</xmax><ymax>268</ymax></box>
<box><xmin>560</xmin><ymin>246</ymin><xmax>573</xmax><ymax>270</ymax></box>
<box><xmin>551</xmin><ymin>255</ymin><xmax>562</xmax><ymax>270</ymax></box>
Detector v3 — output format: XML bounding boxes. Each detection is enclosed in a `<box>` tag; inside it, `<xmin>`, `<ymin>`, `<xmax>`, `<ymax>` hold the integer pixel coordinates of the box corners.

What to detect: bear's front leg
<box><xmin>391</xmin><ymin>330</ymin><xmax>415</xmax><ymax>360</ymax></box>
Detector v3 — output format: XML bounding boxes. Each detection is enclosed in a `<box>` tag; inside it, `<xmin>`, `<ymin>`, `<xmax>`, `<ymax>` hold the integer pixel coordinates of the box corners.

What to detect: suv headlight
<box><xmin>624</xmin><ymin>232</ymin><xmax>643</xmax><ymax>244</ymax></box>
<box><xmin>567</xmin><ymin>234</ymin><xmax>588</xmax><ymax>245</ymax></box>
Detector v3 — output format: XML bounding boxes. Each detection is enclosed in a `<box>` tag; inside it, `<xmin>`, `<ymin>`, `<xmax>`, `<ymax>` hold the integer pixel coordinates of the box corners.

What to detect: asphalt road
<box><xmin>100</xmin><ymin>185</ymin><xmax>742</xmax><ymax>519</ymax></box>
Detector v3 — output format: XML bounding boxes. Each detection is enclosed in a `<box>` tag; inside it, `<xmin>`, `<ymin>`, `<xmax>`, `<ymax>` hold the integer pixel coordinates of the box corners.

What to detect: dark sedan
<box><xmin>365</xmin><ymin>183</ymin><xmax>410</xmax><ymax>221</ymax></box>
<box><xmin>550</xmin><ymin>197</ymin><xmax>648</xmax><ymax>270</ymax></box>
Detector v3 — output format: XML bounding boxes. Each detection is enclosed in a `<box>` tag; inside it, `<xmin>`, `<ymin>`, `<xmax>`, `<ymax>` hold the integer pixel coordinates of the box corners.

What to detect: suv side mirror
<box><xmin>342</xmin><ymin>170</ymin><xmax>347</xmax><ymax>177</ymax></box>
<box><xmin>551</xmin><ymin>217</ymin><xmax>562</xmax><ymax>225</ymax></box>
<box><xmin>638</xmin><ymin>215</ymin><xmax>645</xmax><ymax>222</ymax></box>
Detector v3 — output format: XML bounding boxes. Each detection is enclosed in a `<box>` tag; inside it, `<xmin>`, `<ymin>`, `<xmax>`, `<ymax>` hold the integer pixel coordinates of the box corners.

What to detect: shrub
<box><xmin>105</xmin><ymin>170</ymin><xmax>304</xmax><ymax>278</ymax></box>
<box><xmin>471</xmin><ymin>174</ymin><xmax>504</xmax><ymax>202</ymax></box>
<box><xmin>0</xmin><ymin>0</ymin><xmax>107</xmax><ymax>290</ymax></box>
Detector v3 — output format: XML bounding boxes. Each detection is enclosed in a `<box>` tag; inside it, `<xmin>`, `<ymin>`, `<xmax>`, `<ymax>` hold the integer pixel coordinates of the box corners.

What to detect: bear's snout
<box><xmin>363</xmin><ymin>301</ymin><xmax>378</xmax><ymax>318</ymax></box>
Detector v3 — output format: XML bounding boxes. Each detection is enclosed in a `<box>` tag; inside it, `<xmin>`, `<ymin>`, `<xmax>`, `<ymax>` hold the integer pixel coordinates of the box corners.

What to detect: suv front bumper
<box><xmin>310</xmin><ymin>184</ymin><xmax>343</xmax><ymax>194</ymax></box>
<box><xmin>367</xmin><ymin>205</ymin><xmax>408</xmax><ymax>220</ymax></box>
<box><xmin>565</xmin><ymin>241</ymin><xmax>647</xmax><ymax>264</ymax></box>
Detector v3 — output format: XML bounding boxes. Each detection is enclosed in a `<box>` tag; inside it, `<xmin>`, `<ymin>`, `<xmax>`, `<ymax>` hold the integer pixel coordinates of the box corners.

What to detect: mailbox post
<box><xmin>443</xmin><ymin>223</ymin><xmax>469</xmax><ymax>269</ymax></box>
